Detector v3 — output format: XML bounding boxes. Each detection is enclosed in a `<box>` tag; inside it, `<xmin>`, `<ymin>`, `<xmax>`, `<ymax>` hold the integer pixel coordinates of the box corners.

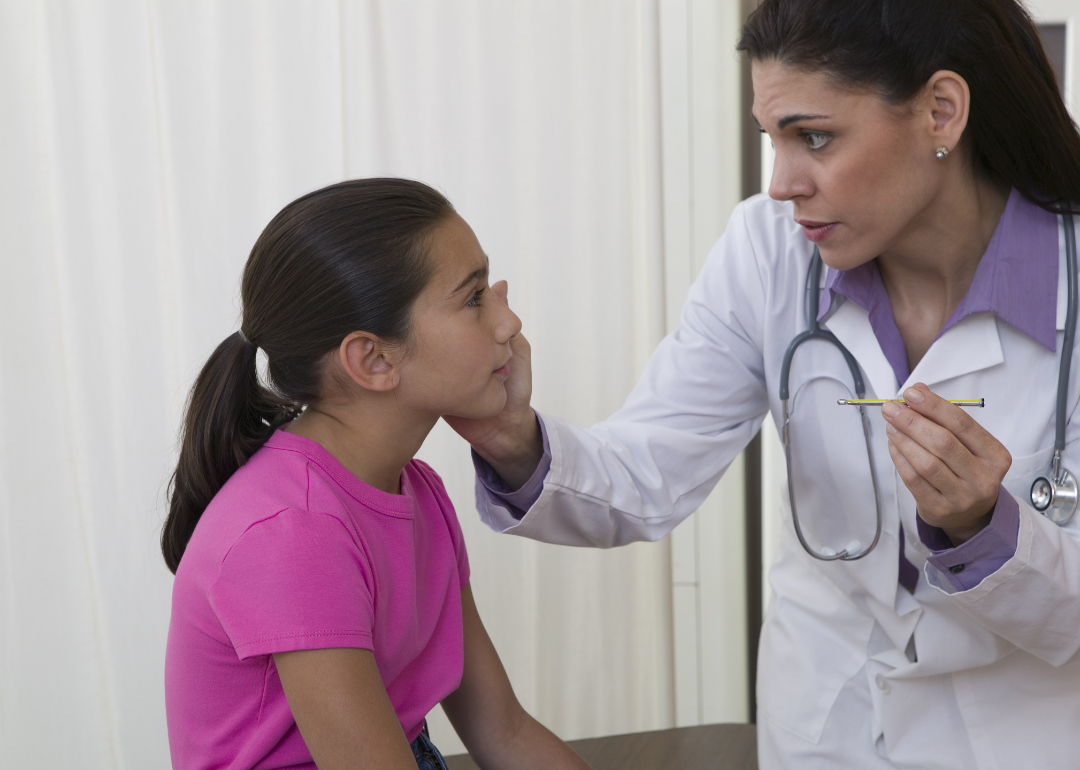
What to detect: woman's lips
<box><xmin>797</xmin><ymin>220</ymin><xmax>838</xmax><ymax>243</ymax></box>
<box><xmin>493</xmin><ymin>363</ymin><xmax>511</xmax><ymax>378</ymax></box>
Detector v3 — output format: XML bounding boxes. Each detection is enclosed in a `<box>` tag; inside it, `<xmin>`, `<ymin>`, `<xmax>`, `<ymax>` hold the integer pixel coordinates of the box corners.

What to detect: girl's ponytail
<box><xmin>161</xmin><ymin>178</ymin><xmax>454</xmax><ymax>573</ymax></box>
<box><xmin>162</xmin><ymin>332</ymin><xmax>298</xmax><ymax>574</ymax></box>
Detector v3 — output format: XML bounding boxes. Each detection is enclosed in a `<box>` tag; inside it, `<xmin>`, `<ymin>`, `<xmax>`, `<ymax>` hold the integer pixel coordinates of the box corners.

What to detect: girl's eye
<box><xmin>802</xmin><ymin>131</ymin><xmax>831</xmax><ymax>151</ymax></box>
<box><xmin>467</xmin><ymin>288</ymin><xmax>484</xmax><ymax>307</ymax></box>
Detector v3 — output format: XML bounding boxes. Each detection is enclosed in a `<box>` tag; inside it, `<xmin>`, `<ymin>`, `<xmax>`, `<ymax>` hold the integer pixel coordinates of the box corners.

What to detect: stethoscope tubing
<box><xmin>780</xmin><ymin>211</ymin><xmax>1079</xmax><ymax>560</ymax></box>
<box><xmin>1053</xmin><ymin>212</ymin><xmax>1077</xmax><ymax>479</ymax></box>
<box><xmin>780</xmin><ymin>247</ymin><xmax>882</xmax><ymax>561</ymax></box>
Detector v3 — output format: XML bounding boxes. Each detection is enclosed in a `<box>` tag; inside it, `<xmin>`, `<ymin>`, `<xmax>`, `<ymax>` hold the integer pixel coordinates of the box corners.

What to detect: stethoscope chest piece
<box><xmin>1031</xmin><ymin>468</ymin><xmax>1079</xmax><ymax>525</ymax></box>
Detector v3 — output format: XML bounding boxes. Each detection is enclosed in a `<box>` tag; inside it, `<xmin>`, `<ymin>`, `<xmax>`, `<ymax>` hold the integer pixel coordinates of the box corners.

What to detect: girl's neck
<box><xmin>285</xmin><ymin>396</ymin><xmax>436</xmax><ymax>495</ymax></box>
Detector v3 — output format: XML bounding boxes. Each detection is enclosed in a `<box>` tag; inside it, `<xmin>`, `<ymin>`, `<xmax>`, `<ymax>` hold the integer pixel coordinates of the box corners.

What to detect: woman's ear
<box><xmin>338</xmin><ymin>331</ymin><xmax>400</xmax><ymax>392</ymax></box>
<box><xmin>924</xmin><ymin>70</ymin><xmax>970</xmax><ymax>152</ymax></box>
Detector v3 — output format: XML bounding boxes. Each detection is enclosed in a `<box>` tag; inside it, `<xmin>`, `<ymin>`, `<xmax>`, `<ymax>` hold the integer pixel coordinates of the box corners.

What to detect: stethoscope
<box><xmin>779</xmin><ymin>212</ymin><xmax>1078</xmax><ymax>562</ymax></box>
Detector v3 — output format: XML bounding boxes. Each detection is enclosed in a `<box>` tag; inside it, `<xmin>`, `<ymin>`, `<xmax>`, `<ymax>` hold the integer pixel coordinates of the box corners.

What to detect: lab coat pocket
<box><xmin>758</xmin><ymin>547</ymin><xmax>874</xmax><ymax>743</ymax></box>
<box><xmin>1001</xmin><ymin>444</ymin><xmax>1056</xmax><ymax>506</ymax></box>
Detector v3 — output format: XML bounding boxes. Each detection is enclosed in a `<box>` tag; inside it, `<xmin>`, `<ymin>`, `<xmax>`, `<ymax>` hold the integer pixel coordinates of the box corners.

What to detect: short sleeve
<box><xmin>209</xmin><ymin>508</ymin><xmax>375</xmax><ymax>659</ymax></box>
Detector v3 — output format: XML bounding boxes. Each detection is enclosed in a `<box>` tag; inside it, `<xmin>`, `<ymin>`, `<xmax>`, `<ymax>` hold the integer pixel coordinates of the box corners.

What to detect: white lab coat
<box><xmin>476</xmin><ymin>194</ymin><xmax>1080</xmax><ymax>769</ymax></box>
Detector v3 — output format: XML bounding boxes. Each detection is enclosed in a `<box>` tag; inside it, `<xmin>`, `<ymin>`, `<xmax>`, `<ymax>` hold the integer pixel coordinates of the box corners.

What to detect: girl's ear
<box><xmin>338</xmin><ymin>331</ymin><xmax>400</xmax><ymax>392</ymax></box>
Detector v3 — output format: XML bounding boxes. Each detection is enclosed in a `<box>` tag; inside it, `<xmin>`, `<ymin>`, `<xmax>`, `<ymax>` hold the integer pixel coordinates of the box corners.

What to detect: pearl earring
<box><xmin>935</xmin><ymin>146</ymin><xmax>950</xmax><ymax>160</ymax></box>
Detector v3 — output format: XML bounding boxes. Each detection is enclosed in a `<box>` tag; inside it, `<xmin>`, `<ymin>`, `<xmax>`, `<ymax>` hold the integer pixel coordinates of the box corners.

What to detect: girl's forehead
<box><xmin>424</xmin><ymin>215</ymin><xmax>488</xmax><ymax>295</ymax></box>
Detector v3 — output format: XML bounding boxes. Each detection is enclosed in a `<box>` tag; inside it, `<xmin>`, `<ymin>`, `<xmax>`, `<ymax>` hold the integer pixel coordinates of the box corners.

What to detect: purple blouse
<box><xmin>475</xmin><ymin>189</ymin><xmax>1059</xmax><ymax>592</ymax></box>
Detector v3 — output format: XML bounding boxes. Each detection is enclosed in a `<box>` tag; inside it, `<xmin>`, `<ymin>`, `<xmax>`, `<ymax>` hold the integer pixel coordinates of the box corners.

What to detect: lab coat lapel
<box><xmin>904</xmin><ymin>312</ymin><xmax>1003</xmax><ymax>391</ymax></box>
<box><xmin>823</xmin><ymin>299</ymin><xmax>899</xmax><ymax>399</ymax></box>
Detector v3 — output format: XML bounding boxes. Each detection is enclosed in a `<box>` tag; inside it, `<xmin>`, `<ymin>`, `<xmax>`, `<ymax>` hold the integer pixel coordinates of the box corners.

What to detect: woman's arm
<box><xmin>441</xmin><ymin>585</ymin><xmax>591</xmax><ymax>770</ymax></box>
<box><xmin>274</xmin><ymin>647</ymin><xmax>418</xmax><ymax>770</ymax></box>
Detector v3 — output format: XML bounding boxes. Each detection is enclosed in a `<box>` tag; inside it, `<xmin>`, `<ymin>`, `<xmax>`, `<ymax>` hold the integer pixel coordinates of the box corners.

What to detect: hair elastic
<box><xmin>237</xmin><ymin>329</ymin><xmax>255</xmax><ymax>348</ymax></box>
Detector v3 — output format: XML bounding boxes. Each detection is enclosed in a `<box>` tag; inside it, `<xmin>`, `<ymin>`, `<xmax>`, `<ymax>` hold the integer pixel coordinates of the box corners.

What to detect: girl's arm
<box><xmin>274</xmin><ymin>647</ymin><xmax>417</xmax><ymax>770</ymax></box>
<box><xmin>441</xmin><ymin>585</ymin><xmax>592</xmax><ymax>770</ymax></box>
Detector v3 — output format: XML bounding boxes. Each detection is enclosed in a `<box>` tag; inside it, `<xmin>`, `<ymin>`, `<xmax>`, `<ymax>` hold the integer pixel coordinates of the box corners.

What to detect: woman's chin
<box><xmin>818</xmin><ymin>242</ymin><xmax>876</xmax><ymax>272</ymax></box>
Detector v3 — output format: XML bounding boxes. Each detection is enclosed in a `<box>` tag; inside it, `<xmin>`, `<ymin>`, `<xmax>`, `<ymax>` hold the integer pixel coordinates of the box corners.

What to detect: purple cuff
<box><xmin>471</xmin><ymin>414</ymin><xmax>551</xmax><ymax>521</ymax></box>
<box><xmin>917</xmin><ymin>485</ymin><xmax>1020</xmax><ymax>591</ymax></box>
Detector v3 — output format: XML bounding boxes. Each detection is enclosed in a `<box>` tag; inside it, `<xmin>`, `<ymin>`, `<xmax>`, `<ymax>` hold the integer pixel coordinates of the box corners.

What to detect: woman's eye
<box><xmin>467</xmin><ymin>288</ymin><xmax>484</xmax><ymax>307</ymax></box>
<box><xmin>803</xmin><ymin>131</ymin><xmax>831</xmax><ymax>151</ymax></box>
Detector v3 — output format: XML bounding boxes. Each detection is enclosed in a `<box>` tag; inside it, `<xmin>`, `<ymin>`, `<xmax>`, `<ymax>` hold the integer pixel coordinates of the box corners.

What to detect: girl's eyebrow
<box><xmin>451</xmin><ymin>260</ymin><xmax>490</xmax><ymax>294</ymax></box>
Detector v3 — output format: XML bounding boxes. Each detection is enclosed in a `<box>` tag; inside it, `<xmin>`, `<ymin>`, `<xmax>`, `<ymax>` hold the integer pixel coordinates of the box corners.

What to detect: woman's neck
<box><xmin>876</xmin><ymin>173</ymin><xmax>1010</xmax><ymax>371</ymax></box>
<box><xmin>285</xmin><ymin>395</ymin><xmax>437</xmax><ymax>495</ymax></box>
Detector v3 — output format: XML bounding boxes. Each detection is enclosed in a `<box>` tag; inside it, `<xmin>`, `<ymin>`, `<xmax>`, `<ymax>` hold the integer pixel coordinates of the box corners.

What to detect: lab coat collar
<box><xmin>824</xmin><ymin>298</ymin><xmax>901</xmax><ymax>399</ymax></box>
<box><xmin>823</xmin><ymin>292</ymin><xmax>1005</xmax><ymax>396</ymax></box>
<box><xmin>903</xmin><ymin>311</ymin><xmax>1004</xmax><ymax>392</ymax></box>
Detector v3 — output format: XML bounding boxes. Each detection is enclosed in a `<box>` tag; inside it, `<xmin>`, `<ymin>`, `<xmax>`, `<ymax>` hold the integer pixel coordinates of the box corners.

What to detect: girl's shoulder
<box><xmin>403</xmin><ymin>459</ymin><xmax>456</xmax><ymax>516</ymax></box>
<box><xmin>402</xmin><ymin>459</ymin><xmax>468</xmax><ymax>564</ymax></box>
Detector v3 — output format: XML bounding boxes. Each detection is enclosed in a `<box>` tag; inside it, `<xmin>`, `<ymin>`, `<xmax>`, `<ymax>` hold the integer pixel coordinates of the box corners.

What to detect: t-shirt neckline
<box><xmin>263</xmin><ymin>428</ymin><xmax>415</xmax><ymax>517</ymax></box>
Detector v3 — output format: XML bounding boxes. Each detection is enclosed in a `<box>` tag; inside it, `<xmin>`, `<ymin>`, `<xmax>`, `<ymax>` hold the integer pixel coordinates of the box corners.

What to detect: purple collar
<box><xmin>818</xmin><ymin>188</ymin><xmax>1059</xmax><ymax>385</ymax></box>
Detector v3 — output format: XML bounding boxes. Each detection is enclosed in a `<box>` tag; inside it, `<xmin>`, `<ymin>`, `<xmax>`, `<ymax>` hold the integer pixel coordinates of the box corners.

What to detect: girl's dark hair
<box><xmin>162</xmin><ymin>178</ymin><xmax>455</xmax><ymax>573</ymax></box>
<box><xmin>738</xmin><ymin>0</ymin><xmax>1080</xmax><ymax>212</ymax></box>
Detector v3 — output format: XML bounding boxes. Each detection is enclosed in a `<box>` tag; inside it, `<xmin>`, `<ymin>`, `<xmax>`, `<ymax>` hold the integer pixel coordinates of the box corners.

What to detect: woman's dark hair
<box><xmin>739</xmin><ymin>0</ymin><xmax>1080</xmax><ymax>212</ymax></box>
<box><xmin>161</xmin><ymin>178</ymin><xmax>455</xmax><ymax>573</ymax></box>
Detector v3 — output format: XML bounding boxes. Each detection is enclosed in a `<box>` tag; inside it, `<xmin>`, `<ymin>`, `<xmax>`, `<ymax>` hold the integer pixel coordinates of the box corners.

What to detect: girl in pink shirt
<box><xmin>162</xmin><ymin>179</ymin><xmax>589</xmax><ymax>770</ymax></box>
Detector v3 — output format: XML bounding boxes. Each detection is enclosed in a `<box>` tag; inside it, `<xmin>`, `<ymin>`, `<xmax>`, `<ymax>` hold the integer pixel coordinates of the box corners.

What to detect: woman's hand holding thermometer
<box><xmin>878</xmin><ymin>383</ymin><xmax>1012</xmax><ymax>545</ymax></box>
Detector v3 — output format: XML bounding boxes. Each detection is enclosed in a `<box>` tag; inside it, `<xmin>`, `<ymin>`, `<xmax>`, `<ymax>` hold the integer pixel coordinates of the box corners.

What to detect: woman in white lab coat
<box><xmin>449</xmin><ymin>0</ymin><xmax>1080</xmax><ymax>767</ymax></box>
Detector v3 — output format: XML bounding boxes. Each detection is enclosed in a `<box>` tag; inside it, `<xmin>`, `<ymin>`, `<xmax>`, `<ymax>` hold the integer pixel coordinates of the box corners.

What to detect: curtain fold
<box><xmin>0</xmin><ymin>2</ymin><xmax>673</xmax><ymax>765</ymax></box>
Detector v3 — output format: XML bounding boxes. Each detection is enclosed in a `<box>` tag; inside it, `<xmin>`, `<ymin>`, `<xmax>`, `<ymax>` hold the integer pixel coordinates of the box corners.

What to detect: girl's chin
<box><xmin>444</xmin><ymin>391</ymin><xmax>508</xmax><ymax>421</ymax></box>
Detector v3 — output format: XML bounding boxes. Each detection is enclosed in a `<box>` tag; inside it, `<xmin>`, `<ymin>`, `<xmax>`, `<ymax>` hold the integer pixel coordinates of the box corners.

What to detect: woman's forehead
<box><xmin>751</xmin><ymin>61</ymin><xmax>880</xmax><ymax>127</ymax></box>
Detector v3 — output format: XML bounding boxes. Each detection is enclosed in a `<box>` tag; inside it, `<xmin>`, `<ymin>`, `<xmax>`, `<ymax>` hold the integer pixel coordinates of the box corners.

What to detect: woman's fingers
<box><xmin>901</xmin><ymin>383</ymin><xmax>1011</xmax><ymax>466</ymax></box>
<box><xmin>884</xmin><ymin>412</ymin><xmax>957</xmax><ymax>493</ymax></box>
<box><xmin>882</xmin><ymin>383</ymin><xmax>1010</xmax><ymax>538</ymax></box>
<box><xmin>882</xmin><ymin>396</ymin><xmax>969</xmax><ymax>474</ymax></box>
<box><xmin>887</xmin><ymin>437</ymin><xmax>948</xmax><ymax>507</ymax></box>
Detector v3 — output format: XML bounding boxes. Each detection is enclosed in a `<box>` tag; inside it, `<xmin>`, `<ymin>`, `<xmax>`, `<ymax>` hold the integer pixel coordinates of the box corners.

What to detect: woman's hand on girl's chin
<box><xmin>882</xmin><ymin>383</ymin><xmax>1012</xmax><ymax>545</ymax></box>
<box><xmin>444</xmin><ymin>281</ymin><xmax>544</xmax><ymax>490</ymax></box>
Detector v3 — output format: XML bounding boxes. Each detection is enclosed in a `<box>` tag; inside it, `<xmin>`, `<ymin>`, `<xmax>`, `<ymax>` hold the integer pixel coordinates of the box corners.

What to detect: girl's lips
<box><xmin>798</xmin><ymin>220</ymin><xmax>838</xmax><ymax>243</ymax></box>
<box><xmin>493</xmin><ymin>363</ymin><xmax>511</xmax><ymax>378</ymax></box>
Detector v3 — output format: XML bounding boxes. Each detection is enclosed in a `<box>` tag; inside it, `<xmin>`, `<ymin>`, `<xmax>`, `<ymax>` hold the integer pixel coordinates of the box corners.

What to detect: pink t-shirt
<box><xmin>165</xmin><ymin>429</ymin><xmax>470</xmax><ymax>770</ymax></box>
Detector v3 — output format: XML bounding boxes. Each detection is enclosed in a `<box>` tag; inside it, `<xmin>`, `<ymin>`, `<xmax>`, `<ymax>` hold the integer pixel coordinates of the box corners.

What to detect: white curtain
<box><xmin>0</xmin><ymin>1</ymin><xmax>677</xmax><ymax>765</ymax></box>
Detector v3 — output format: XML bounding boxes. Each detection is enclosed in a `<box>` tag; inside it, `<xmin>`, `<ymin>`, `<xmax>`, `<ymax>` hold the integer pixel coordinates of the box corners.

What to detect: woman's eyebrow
<box><xmin>451</xmin><ymin>261</ymin><xmax>490</xmax><ymax>294</ymax></box>
<box><xmin>751</xmin><ymin>112</ymin><xmax>830</xmax><ymax>130</ymax></box>
<box><xmin>777</xmin><ymin>113</ymin><xmax>829</xmax><ymax>130</ymax></box>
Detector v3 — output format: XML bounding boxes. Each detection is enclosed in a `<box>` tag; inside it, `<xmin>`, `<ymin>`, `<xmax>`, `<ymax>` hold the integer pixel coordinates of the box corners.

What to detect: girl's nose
<box><xmin>496</xmin><ymin>303</ymin><xmax>522</xmax><ymax>344</ymax></box>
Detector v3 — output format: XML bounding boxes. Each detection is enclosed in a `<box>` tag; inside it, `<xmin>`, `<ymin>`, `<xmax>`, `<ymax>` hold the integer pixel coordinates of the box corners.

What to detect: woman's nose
<box><xmin>768</xmin><ymin>151</ymin><xmax>813</xmax><ymax>202</ymax></box>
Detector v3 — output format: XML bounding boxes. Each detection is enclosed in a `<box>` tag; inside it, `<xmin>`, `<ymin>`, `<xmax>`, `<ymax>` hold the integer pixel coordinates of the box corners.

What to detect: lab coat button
<box><xmin>875</xmin><ymin>674</ymin><xmax>891</xmax><ymax>693</ymax></box>
<box><xmin>949</xmin><ymin>563</ymin><xmax>966</xmax><ymax>574</ymax></box>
